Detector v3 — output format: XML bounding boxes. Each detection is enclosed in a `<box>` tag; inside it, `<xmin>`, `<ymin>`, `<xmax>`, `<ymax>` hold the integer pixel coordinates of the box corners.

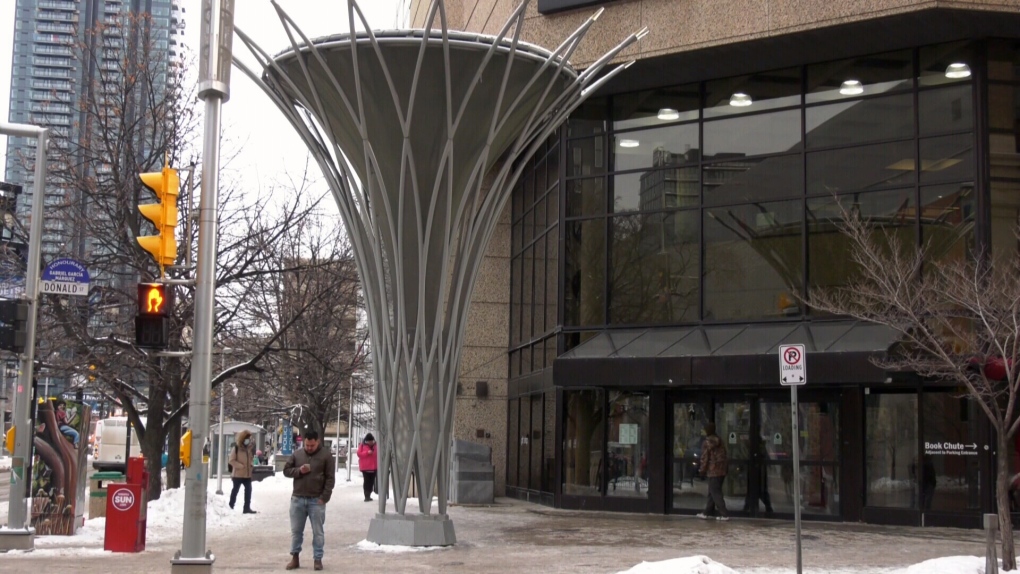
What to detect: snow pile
<box><xmin>618</xmin><ymin>555</ymin><xmax>738</xmax><ymax>573</ymax></box>
<box><xmin>0</xmin><ymin>455</ymin><xmax>10</xmax><ymax>470</ymax></box>
<box><xmin>613</xmin><ymin>556</ymin><xmax>995</xmax><ymax>574</ymax></box>
<box><xmin>355</xmin><ymin>540</ymin><xmax>449</xmax><ymax>554</ymax></box>
<box><xmin>892</xmin><ymin>556</ymin><xmax>988</xmax><ymax>574</ymax></box>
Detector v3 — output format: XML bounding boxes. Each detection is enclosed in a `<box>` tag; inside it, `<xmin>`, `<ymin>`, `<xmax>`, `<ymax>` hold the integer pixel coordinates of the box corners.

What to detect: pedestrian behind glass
<box><xmin>228</xmin><ymin>430</ymin><xmax>258</xmax><ymax>514</ymax></box>
<box><xmin>283</xmin><ymin>429</ymin><xmax>335</xmax><ymax>571</ymax></box>
<box><xmin>696</xmin><ymin>422</ymin><xmax>730</xmax><ymax>521</ymax></box>
<box><xmin>357</xmin><ymin>433</ymin><xmax>378</xmax><ymax>502</ymax></box>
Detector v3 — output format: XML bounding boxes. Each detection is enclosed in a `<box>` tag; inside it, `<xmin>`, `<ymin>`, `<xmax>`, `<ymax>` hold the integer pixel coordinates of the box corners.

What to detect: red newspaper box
<box><xmin>104</xmin><ymin>482</ymin><xmax>146</xmax><ymax>552</ymax></box>
<box><xmin>126</xmin><ymin>456</ymin><xmax>148</xmax><ymax>486</ymax></box>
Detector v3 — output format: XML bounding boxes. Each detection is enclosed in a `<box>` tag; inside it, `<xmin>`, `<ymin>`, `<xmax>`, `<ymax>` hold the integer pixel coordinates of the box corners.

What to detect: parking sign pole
<box><xmin>791</xmin><ymin>383</ymin><xmax>802</xmax><ymax>574</ymax></box>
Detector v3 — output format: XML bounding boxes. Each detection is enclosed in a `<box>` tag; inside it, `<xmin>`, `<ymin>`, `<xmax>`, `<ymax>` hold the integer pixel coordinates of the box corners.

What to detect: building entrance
<box><xmin>670</xmin><ymin>392</ymin><xmax>841</xmax><ymax>519</ymax></box>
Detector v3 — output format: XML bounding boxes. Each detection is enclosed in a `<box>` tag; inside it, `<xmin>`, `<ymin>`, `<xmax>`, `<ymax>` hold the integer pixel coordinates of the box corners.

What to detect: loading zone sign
<box><xmin>779</xmin><ymin>344</ymin><xmax>806</xmax><ymax>386</ymax></box>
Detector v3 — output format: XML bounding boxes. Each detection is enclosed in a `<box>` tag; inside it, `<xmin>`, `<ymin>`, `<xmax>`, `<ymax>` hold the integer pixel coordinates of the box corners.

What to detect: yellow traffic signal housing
<box><xmin>180</xmin><ymin>429</ymin><xmax>192</xmax><ymax>468</ymax></box>
<box><xmin>138</xmin><ymin>162</ymin><xmax>180</xmax><ymax>271</ymax></box>
<box><xmin>5</xmin><ymin>427</ymin><xmax>13</xmax><ymax>454</ymax></box>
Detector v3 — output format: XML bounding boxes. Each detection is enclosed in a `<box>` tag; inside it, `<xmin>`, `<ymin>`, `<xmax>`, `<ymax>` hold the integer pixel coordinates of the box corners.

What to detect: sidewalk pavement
<box><xmin>0</xmin><ymin>475</ymin><xmax>991</xmax><ymax>573</ymax></box>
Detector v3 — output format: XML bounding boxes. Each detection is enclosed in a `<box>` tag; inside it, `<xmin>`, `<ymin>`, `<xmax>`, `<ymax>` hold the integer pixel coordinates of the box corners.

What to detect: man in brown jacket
<box><xmin>228</xmin><ymin>429</ymin><xmax>257</xmax><ymax>514</ymax></box>
<box><xmin>283</xmin><ymin>429</ymin><xmax>335</xmax><ymax>571</ymax></box>
<box><xmin>697</xmin><ymin>422</ymin><xmax>730</xmax><ymax>521</ymax></box>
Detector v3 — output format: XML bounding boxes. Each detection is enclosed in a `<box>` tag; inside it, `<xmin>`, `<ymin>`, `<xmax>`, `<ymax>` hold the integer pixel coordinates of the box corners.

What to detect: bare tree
<box><xmin>810</xmin><ymin>205</ymin><xmax>1020</xmax><ymax>569</ymax></box>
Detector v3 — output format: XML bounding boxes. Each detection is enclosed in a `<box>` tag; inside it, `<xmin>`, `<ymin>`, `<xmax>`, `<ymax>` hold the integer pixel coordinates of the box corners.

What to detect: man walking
<box><xmin>228</xmin><ymin>429</ymin><xmax>258</xmax><ymax>514</ymax></box>
<box><xmin>284</xmin><ymin>429</ymin><xmax>336</xmax><ymax>571</ymax></box>
<box><xmin>697</xmin><ymin>422</ymin><xmax>730</xmax><ymax>521</ymax></box>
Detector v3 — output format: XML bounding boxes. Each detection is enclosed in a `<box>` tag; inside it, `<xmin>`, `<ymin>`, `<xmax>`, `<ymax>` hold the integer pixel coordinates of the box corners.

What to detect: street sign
<box><xmin>40</xmin><ymin>258</ymin><xmax>90</xmax><ymax>296</ymax></box>
<box><xmin>779</xmin><ymin>344</ymin><xmax>806</xmax><ymax>386</ymax></box>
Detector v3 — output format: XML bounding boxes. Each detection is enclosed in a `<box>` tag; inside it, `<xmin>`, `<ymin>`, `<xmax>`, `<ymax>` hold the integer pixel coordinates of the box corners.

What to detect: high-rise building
<box><xmin>4</xmin><ymin>0</ymin><xmax>184</xmax><ymax>256</ymax></box>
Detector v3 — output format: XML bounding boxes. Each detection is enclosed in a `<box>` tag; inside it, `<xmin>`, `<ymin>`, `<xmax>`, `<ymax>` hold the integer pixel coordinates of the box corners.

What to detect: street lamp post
<box><xmin>215</xmin><ymin>347</ymin><xmax>232</xmax><ymax>495</ymax></box>
<box><xmin>346</xmin><ymin>378</ymin><xmax>354</xmax><ymax>482</ymax></box>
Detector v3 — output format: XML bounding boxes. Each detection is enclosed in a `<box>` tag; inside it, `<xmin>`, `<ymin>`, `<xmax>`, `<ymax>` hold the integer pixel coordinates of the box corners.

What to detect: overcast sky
<box><xmin>1</xmin><ymin>0</ymin><xmax>404</xmax><ymax>196</ymax></box>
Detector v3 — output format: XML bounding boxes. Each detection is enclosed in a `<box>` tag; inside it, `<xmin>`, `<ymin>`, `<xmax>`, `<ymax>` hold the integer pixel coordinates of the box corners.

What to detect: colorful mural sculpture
<box><xmin>31</xmin><ymin>398</ymin><xmax>90</xmax><ymax>535</ymax></box>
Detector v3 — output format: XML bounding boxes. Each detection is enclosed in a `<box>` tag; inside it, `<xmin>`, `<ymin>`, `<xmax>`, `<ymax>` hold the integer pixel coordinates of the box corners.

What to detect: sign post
<box><xmin>779</xmin><ymin>343</ymin><xmax>806</xmax><ymax>574</ymax></box>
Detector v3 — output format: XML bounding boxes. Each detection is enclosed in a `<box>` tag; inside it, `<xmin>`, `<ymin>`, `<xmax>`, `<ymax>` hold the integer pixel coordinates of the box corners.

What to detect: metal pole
<box><xmin>347</xmin><ymin>378</ymin><xmax>354</xmax><ymax>482</ymax></box>
<box><xmin>0</xmin><ymin>363</ymin><xmax>9</xmax><ymax>456</ymax></box>
<box><xmin>791</xmin><ymin>385</ymin><xmax>803</xmax><ymax>574</ymax></box>
<box><xmin>175</xmin><ymin>1</ymin><xmax>232</xmax><ymax>566</ymax></box>
<box><xmin>215</xmin><ymin>349</ymin><xmax>228</xmax><ymax>495</ymax></box>
<box><xmin>3</xmin><ymin>123</ymin><xmax>46</xmax><ymax>534</ymax></box>
<box><xmin>335</xmin><ymin>390</ymin><xmax>342</xmax><ymax>475</ymax></box>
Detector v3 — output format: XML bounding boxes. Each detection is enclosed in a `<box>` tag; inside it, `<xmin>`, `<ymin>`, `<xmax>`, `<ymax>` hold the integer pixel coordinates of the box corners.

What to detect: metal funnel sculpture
<box><xmin>234</xmin><ymin>0</ymin><xmax>645</xmax><ymax>546</ymax></box>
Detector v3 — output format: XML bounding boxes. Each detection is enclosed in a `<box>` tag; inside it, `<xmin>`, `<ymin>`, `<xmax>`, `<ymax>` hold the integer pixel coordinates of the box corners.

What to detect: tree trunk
<box><xmin>998</xmin><ymin>431</ymin><xmax>1016</xmax><ymax>571</ymax></box>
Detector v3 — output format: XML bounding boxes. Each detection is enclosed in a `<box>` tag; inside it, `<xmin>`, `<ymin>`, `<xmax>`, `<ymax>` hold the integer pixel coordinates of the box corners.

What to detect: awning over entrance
<box><xmin>553</xmin><ymin>321</ymin><xmax>901</xmax><ymax>387</ymax></box>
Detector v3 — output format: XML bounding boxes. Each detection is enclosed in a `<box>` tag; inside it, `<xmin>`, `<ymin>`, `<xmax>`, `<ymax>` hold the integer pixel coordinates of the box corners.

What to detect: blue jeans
<box><xmin>290</xmin><ymin>496</ymin><xmax>325</xmax><ymax>559</ymax></box>
<box><xmin>59</xmin><ymin>425</ymin><xmax>79</xmax><ymax>447</ymax></box>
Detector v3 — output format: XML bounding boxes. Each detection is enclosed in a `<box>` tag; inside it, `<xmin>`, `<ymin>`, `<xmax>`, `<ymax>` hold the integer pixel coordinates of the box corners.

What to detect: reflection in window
<box><xmin>919</xmin><ymin>85</ymin><xmax>973</xmax><ymax>136</ymax></box>
<box><xmin>606</xmin><ymin>391</ymin><xmax>650</xmax><ymax>499</ymax></box>
<box><xmin>565</xmin><ymin>219</ymin><xmax>606</xmax><ymax>327</ymax></box>
<box><xmin>614</xmin><ymin>167</ymin><xmax>698</xmax><ymax>213</ymax></box>
<box><xmin>919</xmin><ymin>42</ymin><xmax>976</xmax><ymax>87</ymax></box>
<box><xmin>568</xmin><ymin>97</ymin><xmax>607</xmax><ymax>138</ymax></box>
<box><xmin>988</xmin><ymin>83</ymin><xmax>1020</xmax><ymax>264</ymax></box>
<box><xmin>543</xmin><ymin>392</ymin><xmax>556</xmax><ymax>493</ymax></box>
<box><xmin>921</xmin><ymin>391</ymin><xmax>981</xmax><ymax>512</ymax></box>
<box><xmin>918</xmin><ymin>134</ymin><xmax>974</xmax><ymax>185</ymax></box>
<box><xmin>672</xmin><ymin>402</ymin><xmax>711</xmax><ymax>511</ymax></box>
<box><xmin>704</xmin><ymin>110</ymin><xmax>801</xmax><ymax>157</ymax></box>
<box><xmin>806</xmin><ymin>49</ymin><xmax>913</xmax><ymax>103</ymax></box>
<box><xmin>866</xmin><ymin>393</ymin><xmax>918</xmax><ymax>508</ymax></box>
<box><xmin>530</xmin><ymin>394</ymin><xmax>543</xmax><ymax>491</ymax></box>
<box><xmin>807</xmin><ymin>140</ymin><xmax>916</xmax><ymax>194</ymax></box>
<box><xmin>567</xmin><ymin>137</ymin><xmax>605</xmax><ymax>177</ymax></box>
<box><xmin>806</xmin><ymin>94</ymin><xmax>913</xmax><ymax>149</ymax></box>
<box><xmin>563</xmin><ymin>390</ymin><xmax>604</xmax><ymax>496</ymax></box>
<box><xmin>704</xmin><ymin>200</ymin><xmax>803</xmax><ymax>321</ymax></box>
<box><xmin>613</xmin><ymin>123</ymin><xmax>699</xmax><ymax>174</ymax></box>
<box><xmin>508</xmin><ymin>398</ymin><xmax>520</xmax><ymax>488</ymax></box>
<box><xmin>703</xmin><ymin>154</ymin><xmax>803</xmax><ymax>206</ymax></box>
<box><xmin>566</xmin><ymin>178</ymin><xmax>606</xmax><ymax>218</ymax></box>
<box><xmin>613</xmin><ymin>85</ymin><xmax>700</xmax><ymax>130</ymax></box>
<box><xmin>807</xmin><ymin>189</ymin><xmax>916</xmax><ymax>295</ymax></box>
<box><xmin>609</xmin><ymin>211</ymin><xmax>699</xmax><ymax>325</ymax></box>
<box><xmin>705</xmin><ymin>67</ymin><xmax>802</xmax><ymax>117</ymax></box>
<box><xmin>920</xmin><ymin>184</ymin><xmax>975</xmax><ymax>266</ymax></box>
<box><xmin>519</xmin><ymin>397</ymin><xmax>531</xmax><ymax>491</ymax></box>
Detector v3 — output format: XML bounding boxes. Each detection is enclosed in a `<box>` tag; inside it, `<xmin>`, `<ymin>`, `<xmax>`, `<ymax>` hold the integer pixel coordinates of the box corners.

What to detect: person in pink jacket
<box><xmin>357</xmin><ymin>433</ymin><xmax>378</xmax><ymax>502</ymax></box>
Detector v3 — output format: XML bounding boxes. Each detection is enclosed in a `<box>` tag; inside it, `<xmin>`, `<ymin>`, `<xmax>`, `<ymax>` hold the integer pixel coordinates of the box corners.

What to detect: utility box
<box><xmin>104</xmin><ymin>482</ymin><xmax>146</xmax><ymax>552</ymax></box>
<box><xmin>449</xmin><ymin>439</ymin><xmax>494</xmax><ymax>504</ymax></box>
<box><xmin>88</xmin><ymin>471</ymin><xmax>123</xmax><ymax>519</ymax></box>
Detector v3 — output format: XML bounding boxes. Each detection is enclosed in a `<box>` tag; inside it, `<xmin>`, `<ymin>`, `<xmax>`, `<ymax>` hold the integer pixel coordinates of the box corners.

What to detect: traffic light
<box><xmin>5</xmin><ymin>427</ymin><xmax>13</xmax><ymax>454</ymax></box>
<box><xmin>135</xmin><ymin>282</ymin><xmax>173</xmax><ymax>349</ymax></box>
<box><xmin>180</xmin><ymin>429</ymin><xmax>192</xmax><ymax>468</ymax></box>
<box><xmin>0</xmin><ymin>299</ymin><xmax>28</xmax><ymax>353</ymax></box>
<box><xmin>137</xmin><ymin>161</ymin><xmax>180</xmax><ymax>273</ymax></box>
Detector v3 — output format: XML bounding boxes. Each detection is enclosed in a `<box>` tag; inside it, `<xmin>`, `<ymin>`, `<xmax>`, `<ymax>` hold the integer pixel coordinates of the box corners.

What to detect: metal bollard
<box><xmin>985</xmin><ymin>513</ymin><xmax>999</xmax><ymax>574</ymax></box>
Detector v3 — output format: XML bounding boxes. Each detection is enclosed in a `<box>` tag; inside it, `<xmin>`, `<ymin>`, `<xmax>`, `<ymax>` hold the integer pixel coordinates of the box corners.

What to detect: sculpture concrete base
<box><xmin>170</xmin><ymin>551</ymin><xmax>215</xmax><ymax>574</ymax></box>
<box><xmin>0</xmin><ymin>528</ymin><xmax>35</xmax><ymax>552</ymax></box>
<box><xmin>367</xmin><ymin>513</ymin><xmax>456</xmax><ymax>546</ymax></box>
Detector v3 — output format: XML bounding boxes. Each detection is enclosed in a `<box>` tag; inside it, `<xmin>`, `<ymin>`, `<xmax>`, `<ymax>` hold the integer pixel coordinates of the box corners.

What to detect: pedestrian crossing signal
<box><xmin>135</xmin><ymin>283</ymin><xmax>173</xmax><ymax>348</ymax></box>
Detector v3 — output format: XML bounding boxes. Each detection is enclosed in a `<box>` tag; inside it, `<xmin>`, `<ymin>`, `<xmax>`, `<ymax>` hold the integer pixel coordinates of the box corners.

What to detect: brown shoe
<box><xmin>313</xmin><ymin>559</ymin><xmax>323</xmax><ymax>571</ymax></box>
<box><xmin>285</xmin><ymin>553</ymin><xmax>299</xmax><ymax>570</ymax></box>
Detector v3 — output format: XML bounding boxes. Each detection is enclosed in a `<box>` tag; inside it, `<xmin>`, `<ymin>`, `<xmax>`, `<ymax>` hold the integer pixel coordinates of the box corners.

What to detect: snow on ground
<box><xmin>0</xmin><ymin>465</ymin><xmax>1003</xmax><ymax>572</ymax></box>
<box><xmin>0</xmin><ymin>455</ymin><xmax>10</xmax><ymax>470</ymax></box>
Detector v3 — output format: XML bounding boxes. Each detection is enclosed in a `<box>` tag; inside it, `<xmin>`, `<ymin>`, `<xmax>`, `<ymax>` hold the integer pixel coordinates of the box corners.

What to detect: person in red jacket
<box><xmin>357</xmin><ymin>433</ymin><xmax>378</xmax><ymax>502</ymax></box>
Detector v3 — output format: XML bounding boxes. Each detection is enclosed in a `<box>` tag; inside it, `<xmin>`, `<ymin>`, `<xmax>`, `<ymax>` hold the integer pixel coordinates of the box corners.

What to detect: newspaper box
<box><xmin>104</xmin><ymin>482</ymin><xmax>146</xmax><ymax>552</ymax></box>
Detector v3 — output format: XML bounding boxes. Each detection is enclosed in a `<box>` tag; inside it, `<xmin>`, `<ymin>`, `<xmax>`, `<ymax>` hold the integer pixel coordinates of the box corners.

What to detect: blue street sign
<box><xmin>41</xmin><ymin>258</ymin><xmax>90</xmax><ymax>296</ymax></box>
<box><xmin>281</xmin><ymin>421</ymin><xmax>294</xmax><ymax>456</ymax></box>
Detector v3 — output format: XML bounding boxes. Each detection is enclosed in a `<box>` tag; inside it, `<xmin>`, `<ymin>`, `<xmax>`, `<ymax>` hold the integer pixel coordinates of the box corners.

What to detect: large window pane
<box><xmin>865</xmin><ymin>393</ymin><xmax>918</xmax><ymax>508</ymax></box>
<box><xmin>566</xmin><ymin>178</ymin><xmax>605</xmax><ymax>218</ymax></box>
<box><xmin>565</xmin><ymin>219</ymin><xmax>606</xmax><ymax>327</ymax></box>
<box><xmin>919</xmin><ymin>42</ymin><xmax>976</xmax><ymax>87</ymax></box>
<box><xmin>546</xmin><ymin>229</ymin><xmax>558</xmax><ymax>331</ymax></box>
<box><xmin>522</xmin><ymin>244</ymin><xmax>533</xmax><ymax>338</ymax></box>
<box><xmin>613</xmin><ymin>123</ymin><xmax>699</xmax><ymax>173</ymax></box>
<box><xmin>530</xmin><ymin>394</ymin><xmax>543</xmax><ymax>491</ymax></box>
<box><xmin>703</xmin><ymin>154</ymin><xmax>803</xmax><ymax>206</ymax></box>
<box><xmin>508</xmin><ymin>398</ymin><xmax>520</xmax><ymax>488</ymax></box>
<box><xmin>808</xmin><ymin>189</ymin><xmax>916</xmax><ymax>295</ymax></box>
<box><xmin>921</xmin><ymin>391</ymin><xmax>981</xmax><ymax>512</ymax></box>
<box><xmin>672</xmin><ymin>402</ymin><xmax>711</xmax><ymax>511</ymax></box>
<box><xmin>919</xmin><ymin>85</ymin><xmax>973</xmax><ymax>136</ymax></box>
<box><xmin>568</xmin><ymin>97</ymin><xmax>607</xmax><ymax>138</ymax></box>
<box><xmin>607</xmin><ymin>391</ymin><xmax>650</xmax><ymax>499</ymax></box>
<box><xmin>511</xmin><ymin>255</ymin><xmax>521</xmax><ymax>346</ymax></box>
<box><xmin>920</xmin><ymin>183</ymin><xmax>975</xmax><ymax>267</ymax></box>
<box><xmin>806</xmin><ymin>94</ymin><xmax>913</xmax><ymax>149</ymax></box>
<box><xmin>807</xmin><ymin>140</ymin><xmax>916</xmax><ymax>195</ymax></box>
<box><xmin>543</xmin><ymin>392</ymin><xmax>556</xmax><ymax>493</ymax></box>
<box><xmin>704</xmin><ymin>200</ymin><xmax>803</xmax><ymax>321</ymax></box>
<box><xmin>704</xmin><ymin>110</ymin><xmax>801</xmax><ymax>157</ymax></box>
<box><xmin>989</xmin><ymin>83</ymin><xmax>1020</xmax><ymax>265</ymax></box>
<box><xmin>614</xmin><ymin>167</ymin><xmax>699</xmax><ymax>213</ymax></box>
<box><xmin>760</xmin><ymin>400</ymin><xmax>840</xmax><ymax>516</ymax></box>
<box><xmin>609</xmin><ymin>211</ymin><xmax>700</xmax><ymax>325</ymax></box>
<box><xmin>705</xmin><ymin>68</ymin><xmax>802</xmax><ymax>118</ymax></box>
<box><xmin>563</xmin><ymin>390</ymin><xmax>604</xmax><ymax>496</ymax></box>
<box><xmin>534</xmin><ymin>235</ymin><xmax>547</xmax><ymax>335</ymax></box>
<box><xmin>918</xmin><ymin>133</ymin><xmax>974</xmax><ymax>185</ymax></box>
<box><xmin>613</xmin><ymin>85</ymin><xmax>700</xmax><ymax>130</ymax></box>
<box><xmin>519</xmin><ymin>397</ymin><xmax>532</xmax><ymax>489</ymax></box>
<box><xmin>806</xmin><ymin>49</ymin><xmax>913</xmax><ymax>103</ymax></box>
<box><xmin>567</xmin><ymin>136</ymin><xmax>606</xmax><ymax>177</ymax></box>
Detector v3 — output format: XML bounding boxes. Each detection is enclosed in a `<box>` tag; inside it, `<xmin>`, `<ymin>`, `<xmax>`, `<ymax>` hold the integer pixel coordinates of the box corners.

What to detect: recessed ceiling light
<box><xmin>839</xmin><ymin>80</ymin><xmax>864</xmax><ymax>95</ymax></box>
<box><xmin>945</xmin><ymin>63</ymin><xmax>971</xmax><ymax>79</ymax></box>
<box><xmin>657</xmin><ymin>108</ymin><xmax>680</xmax><ymax>121</ymax></box>
<box><xmin>729</xmin><ymin>93</ymin><xmax>752</xmax><ymax>107</ymax></box>
<box><xmin>619</xmin><ymin>139</ymin><xmax>640</xmax><ymax>148</ymax></box>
